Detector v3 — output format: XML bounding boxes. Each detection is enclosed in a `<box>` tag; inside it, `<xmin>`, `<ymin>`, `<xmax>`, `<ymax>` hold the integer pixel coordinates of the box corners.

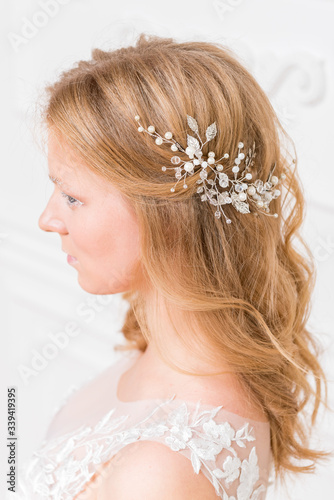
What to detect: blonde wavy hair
<box><xmin>39</xmin><ymin>33</ymin><xmax>331</xmax><ymax>487</ymax></box>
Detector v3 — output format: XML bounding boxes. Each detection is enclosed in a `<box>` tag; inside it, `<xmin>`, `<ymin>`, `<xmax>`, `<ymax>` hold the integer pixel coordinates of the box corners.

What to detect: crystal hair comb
<box><xmin>135</xmin><ymin>114</ymin><xmax>288</xmax><ymax>224</ymax></box>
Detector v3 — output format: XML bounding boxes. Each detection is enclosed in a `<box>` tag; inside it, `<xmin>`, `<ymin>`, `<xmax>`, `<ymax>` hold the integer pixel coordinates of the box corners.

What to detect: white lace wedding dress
<box><xmin>13</xmin><ymin>349</ymin><xmax>274</xmax><ymax>499</ymax></box>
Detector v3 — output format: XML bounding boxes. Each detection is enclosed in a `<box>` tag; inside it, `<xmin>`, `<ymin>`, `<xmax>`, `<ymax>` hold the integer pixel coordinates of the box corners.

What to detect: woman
<box><xmin>16</xmin><ymin>34</ymin><xmax>330</xmax><ymax>499</ymax></box>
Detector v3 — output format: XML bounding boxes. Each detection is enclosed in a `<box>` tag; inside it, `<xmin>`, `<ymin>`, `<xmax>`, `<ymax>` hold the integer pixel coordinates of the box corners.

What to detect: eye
<box><xmin>60</xmin><ymin>192</ymin><xmax>83</xmax><ymax>207</ymax></box>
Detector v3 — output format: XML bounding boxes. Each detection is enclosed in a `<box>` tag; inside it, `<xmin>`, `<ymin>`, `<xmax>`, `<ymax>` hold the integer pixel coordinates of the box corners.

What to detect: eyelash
<box><xmin>61</xmin><ymin>192</ymin><xmax>83</xmax><ymax>207</ymax></box>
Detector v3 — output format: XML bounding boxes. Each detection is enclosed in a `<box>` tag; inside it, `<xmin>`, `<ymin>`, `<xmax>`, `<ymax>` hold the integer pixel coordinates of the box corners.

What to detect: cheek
<box><xmin>73</xmin><ymin>209</ymin><xmax>141</xmax><ymax>266</ymax></box>
<box><xmin>101</xmin><ymin>221</ymin><xmax>141</xmax><ymax>265</ymax></box>
<box><xmin>84</xmin><ymin>215</ymin><xmax>142</xmax><ymax>293</ymax></box>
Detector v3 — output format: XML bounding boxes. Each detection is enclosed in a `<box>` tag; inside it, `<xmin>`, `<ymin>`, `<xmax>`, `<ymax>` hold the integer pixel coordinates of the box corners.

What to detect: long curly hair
<box><xmin>39</xmin><ymin>33</ymin><xmax>331</xmax><ymax>487</ymax></box>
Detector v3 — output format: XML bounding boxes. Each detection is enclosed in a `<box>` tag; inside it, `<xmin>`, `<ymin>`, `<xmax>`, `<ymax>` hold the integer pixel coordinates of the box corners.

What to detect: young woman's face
<box><xmin>39</xmin><ymin>132</ymin><xmax>142</xmax><ymax>294</ymax></box>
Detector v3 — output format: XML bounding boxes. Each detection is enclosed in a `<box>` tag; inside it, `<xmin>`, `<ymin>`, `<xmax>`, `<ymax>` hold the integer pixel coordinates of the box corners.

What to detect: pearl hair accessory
<box><xmin>135</xmin><ymin>114</ymin><xmax>289</xmax><ymax>224</ymax></box>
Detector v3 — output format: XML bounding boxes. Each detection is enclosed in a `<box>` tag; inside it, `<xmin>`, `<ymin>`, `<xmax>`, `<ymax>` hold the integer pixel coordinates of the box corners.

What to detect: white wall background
<box><xmin>1</xmin><ymin>0</ymin><xmax>334</xmax><ymax>498</ymax></box>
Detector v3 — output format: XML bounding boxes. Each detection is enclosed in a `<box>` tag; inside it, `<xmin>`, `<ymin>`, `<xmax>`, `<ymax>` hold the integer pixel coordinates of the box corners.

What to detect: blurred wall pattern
<box><xmin>2</xmin><ymin>0</ymin><xmax>333</xmax><ymax>498</ymax></box>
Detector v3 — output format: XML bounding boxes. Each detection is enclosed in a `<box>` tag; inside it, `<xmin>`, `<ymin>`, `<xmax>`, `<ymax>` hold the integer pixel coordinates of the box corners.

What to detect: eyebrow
<box><xmin>48</xmin><ymin>174</ymin><xmax>72</xmax><ymax>190</ymax></box>
<box><xmin>48</xmin><ymin>174</ymin><xmax>63</xmax><ymax>185</ymax></box>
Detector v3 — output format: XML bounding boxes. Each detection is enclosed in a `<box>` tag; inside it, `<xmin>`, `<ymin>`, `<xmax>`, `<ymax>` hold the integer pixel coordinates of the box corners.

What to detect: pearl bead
<box><xmin>271</xmin><ymin>175</ymin><xmax>278</xmax><ymax>185</ymax></box>
<box><xmin>184</xmin><ymin>184</ymin><xmax>188</xmax><ymax>188</ymax></box>
<box><xmin>171</xmin><ymin>145</ymin><xmax>178</xmax><ymax>151</ymax></box>
<box><xmin>216</xmin><ymin>164</ymin><xmax>223</xmax><ymax>171</ymax></box>
<box><xmin>186</xmin><ymin>146</ymin><xmax>196</xmax><ymax>155</ymax></box>
<box><xmin>193</xmin><ymin>159</ymin><xmax>200</xmax><ymax>165</ymax></box>
<box><xmin>257</xmin><ymin>201</ymin><xmax>264</xmax><ymax>207</ymax></box>
<box><xmin>138</xmin><ymin>126</ymin><xmax>144</xmax><ymax>132</ymax></box>
<box><xmin>245</xmin><ymin>173</ymin><xmax>252</xmax><ymax>180</ymax></box>
<box><xmin>162</xmin><ymin>166</ymin><xmax>166</xmax><ymax>171</ymax></box>
<box><xmin>135</xmin><ymin>115</ymin><xmax>140</xmax><ymax>121</ymax></box>
<box><xmin>224</xmin><ymin>153</ymin><xmax>229</xmax><ymax>159</ymax></box>
<box><xmin>171</xmin><ymin>188</ymin><xmax>175</xmax><ymax>192</ymax></box>
<box><xmin>273</xmin><ymin>213</ymin><xmax>278</xmax><ymax>218</ymax></box>
<box><xmin>201</xmin><ymin>161</ymin><xmax>208</xmax><ymax>168</ymax></box>
<box><xmin>155</xmin><ymin>138</ymin><xmax>163</xmax><ymax>145</ymax></box>
<box><xmin>238</xmin><ymin>142</ymin><xmax>244</xmax><ymax>149</ymax></box>
<box><xmin>226</xmin><ymin>219</ymin><xmax>232</xmax><ymax>224</ymax></box>
<box><xmin>238</xmin><ymin>153</ymin><xmax>245</xmax><ymax>160</ymax></box>
<box><xmin>235</xmin><ymin>158</ymin><xmax>241</xmax><ymax>165</ymax></box>
<box><xmin>208</xmin><ymin>157</ymin><xmax>215</xmax><ymax>164</ymax></box>
<box><xmin>232</xmin><ymin>166</ymin><xmax>239</xmax><ymax>173</ymax></box>
<box><xmin>184</xmin><ymin>162</ymin><xmax>194</xmax><ymax>172</ymax></box>
<box><xmin>208</xmin><ymin>151</ymin><xmax>215</xmax><ymax>157</ymax></box>
<box><xmin>247</xmin><ymin>186</ymin><xmax>256</xmax><ymax>195</ymax></box>
<box><xmin>239</xmin><ymin>192</ymin><xmax>247</xmax><ymax>201</ymax></box>
<box><xmin>171</xmin><ymin>156</ymin><xmax>181</xmax><ymax>165</ymax></box>
<box><xmin>148</xmin><ymin>125</ymin><xmax>155</xmax><ymax>133</ymax></box>
<box><xmin>165</xmin><ymin>132</ymin><xmax>173</xmax><ymax>139</ymax></box>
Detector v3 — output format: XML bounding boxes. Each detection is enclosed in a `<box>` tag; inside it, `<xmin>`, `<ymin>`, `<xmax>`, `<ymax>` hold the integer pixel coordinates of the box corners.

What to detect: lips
<box><xmin>67</xmin><ymin>254</ymin><xmax>78</xmax><ymax>264</ymax></box>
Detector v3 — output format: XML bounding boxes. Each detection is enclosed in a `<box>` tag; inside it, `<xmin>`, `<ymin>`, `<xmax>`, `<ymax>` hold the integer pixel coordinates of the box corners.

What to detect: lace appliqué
<box><xmin>156</xmin><ymin>400</ymin><xmax>266</xmax><ymax>500</ymax></box>
<box><xmin>20</xmin><ymin>397</ymin><xmax>266</xmax><ymax>500</ymax></box>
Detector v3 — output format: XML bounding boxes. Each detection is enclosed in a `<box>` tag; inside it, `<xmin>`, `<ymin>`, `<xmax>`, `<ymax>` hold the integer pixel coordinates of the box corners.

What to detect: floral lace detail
<box><xmin>155</xmin><ymin>400</ymin><xmax>266</xmax><ymax>500</ymax></box>
<box><xmin>17</xmin><ymin>397</ymin><xmax>267</xmax><ymax>500</ymax></box>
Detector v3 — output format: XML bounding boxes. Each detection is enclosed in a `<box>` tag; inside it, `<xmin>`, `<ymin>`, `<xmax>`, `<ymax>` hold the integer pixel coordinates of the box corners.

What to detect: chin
<box><xmin>77</xmin><ymin>274</ymin><xmax>131</xmax><ymax>295</ymax></box>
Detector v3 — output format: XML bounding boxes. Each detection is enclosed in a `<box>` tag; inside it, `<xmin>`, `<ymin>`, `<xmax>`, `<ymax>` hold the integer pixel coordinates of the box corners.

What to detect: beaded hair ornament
<box><xmin>135</xmin><ymin>114</ymin><xmax>288</xmax><ymax>224</ymax></box>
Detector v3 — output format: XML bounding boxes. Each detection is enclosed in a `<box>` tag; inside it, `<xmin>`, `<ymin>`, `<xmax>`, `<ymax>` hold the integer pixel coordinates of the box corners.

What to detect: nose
<box><xmin>38</xmin><ymin>195</ymin><xmax>68</xmax><ymax>234</ymax></box>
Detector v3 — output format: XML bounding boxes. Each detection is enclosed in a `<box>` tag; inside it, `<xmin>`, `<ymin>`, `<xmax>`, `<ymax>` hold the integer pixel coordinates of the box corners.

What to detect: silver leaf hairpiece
<box><xmin>134</xmin><ymin>114</ymin><xmax>289</xmax><ymax>224</ymax></box>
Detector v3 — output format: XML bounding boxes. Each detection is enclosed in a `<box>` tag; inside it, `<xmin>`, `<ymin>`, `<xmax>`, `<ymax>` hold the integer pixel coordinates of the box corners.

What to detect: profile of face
<box><xmin>39</xmin><ymin>131</ymin><xmax>142</xmax><ymax>295</ymax></box>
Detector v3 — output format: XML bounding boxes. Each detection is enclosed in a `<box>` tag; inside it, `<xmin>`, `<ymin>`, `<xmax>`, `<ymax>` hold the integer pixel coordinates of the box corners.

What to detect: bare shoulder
<box><xmin>78</xmin><ymin>440</ymin><xmax>219</xmax><ymax>500</ymax></box>
<box><xmin>120</xmin><ymin>349</ymin><xmax>269</xmax><ymax>424</ymax></box>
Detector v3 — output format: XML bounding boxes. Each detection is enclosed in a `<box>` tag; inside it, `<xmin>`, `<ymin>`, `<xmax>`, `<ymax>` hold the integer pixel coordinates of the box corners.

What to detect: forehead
<box><xmin>47</xmin><ymin>131</ymin><xmax>102</xmax><ymax>193</ymax></box>
<box><xmin>46</xmin><ymin>130</ymin><xmax>124</xmax><ymax>199</ymax></box>
<box><xmin>48</xmin><ymin>132</ymin><xmax>82</xmax><ymax>177</ymax></box>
